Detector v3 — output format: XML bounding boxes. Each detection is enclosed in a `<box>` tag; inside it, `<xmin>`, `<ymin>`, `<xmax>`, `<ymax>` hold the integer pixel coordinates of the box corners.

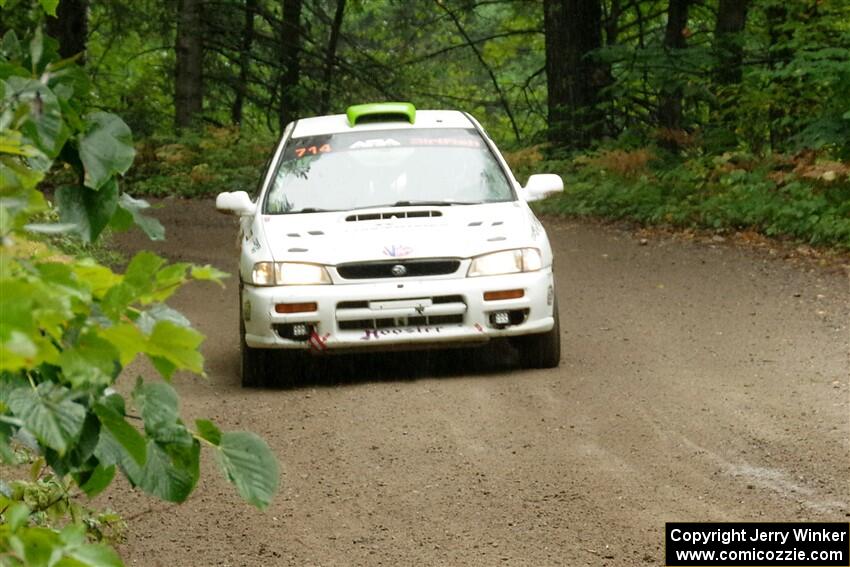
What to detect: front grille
<box><xmin>336</xmin><ymin>295</ymin><xmax>467</xmax><ymax>332</ymax></box>
<box><xmin>337</xmin><ymin>259</ymin><xmax>460</xmax><ymax>280</ymax></box>
<box><xmin>336</xmin><ymin>295</ymin><xmax>463</xmax><ymax>310</ymax></box>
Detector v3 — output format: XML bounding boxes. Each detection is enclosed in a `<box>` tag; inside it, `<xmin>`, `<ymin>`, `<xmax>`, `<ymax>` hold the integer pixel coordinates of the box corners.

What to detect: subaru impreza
<box><xmin>216</xmin><ymin>102</ymin><xmax>563</xmax><ymax>386</ymax></box>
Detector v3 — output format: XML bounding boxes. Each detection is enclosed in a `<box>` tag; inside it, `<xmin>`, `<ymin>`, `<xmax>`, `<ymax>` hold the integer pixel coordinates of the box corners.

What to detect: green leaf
<box><xmin>60</xmin><ymin>543</ymin><xmax>124</xmax><ymax>567</ymax></box>
<box><xmin>0</xmin><ymin>155</ymin><xmax>46</xmax><ymax>191</ymax></box>
<box><xmin>58</xmin><ymin>334</ymin><xmax>120</xmax><ymax>387</ymax></box>
<box><xmin>6</xmin><ymin>501</ymin><xmax>30</xmax><ymax>531</ymax></box>
<box><xmin>194</xmin><ymin>419</ymin><xmax>221</xmax><ymax>446</ymax></box>
<box><xmin>124</xmin><ymin>251</ymin><xmax>165</xmax><ymax>292</ymax></box>
<box><xmin>99</xmin><ymin>251</ymin><xmax>165</xmax><ymax>318</ymax></box>
<box><xmin>29</xmin><ymin>27</ymin><xmax>43</xmax><ymax>69</ymax></box>
<box><xmin>92</xmin><ymin>402</ymin><xmax>146</xmax><ymax>467</ymax></box>
<box><xmin>99</xmin><ymin>323</ymin><xmax>145</xmax><ymax>366</ymax></box>
<box><xmin>15</xmin><ymin>525</ymin><xmax>60</xmax><ymax>565</ymax></box>
<box><xmin>122</xmin><ymin>439</ymin><xmax>200</xmax><ymax>503</ymax></box>
<box><xmin>132</xmin><ymin>380</ymin><xmax>178</xmax><ymax>435</ymax></box>
<box><xmin>39</xmin><ymin>0</ymin><xmax>58</xmax><ymax>16</ymax></box>
<box><xmin>73</xmin><ymin>261</ymin><xmax>121</xmax><ymax>297</ymax></box>
<box><xmin>59</xmin><ymin>524</ymin><xmax>86</xmax><ymax>546</ymax></box>
<box><xmin>55</xmin><ymin>180</ymin><xmax>119</xmax><ymax>243</ymax></box>
<box><xmin>147</xmin><ymin>321</ymin><xmax>205</xmax><ymax>376</ymax></box>
<box><xmin>0</xmin><ymin>421</ymin><xmax>16</xmax><ymax>463</ymax></box>
<box><xmin>5</xmin><ymin>77</ymin><xmax>68</xmax><ymax>159</ymax></box>
<box><xmin>132</xmin><ymin>380</ymin><xmax>194</xmax><ymax>447</ymax></box>
<box><xmin>107</xmin><ymin>204</ymin><xmax>134</xmax><ymax>231</ymax></box>
<box><xmin>79</xmin><ymin>112</ymin><xmax>135</xmax><ymax>190</ymax></box>
<box><xmin>116</xmin><ymin>194</ymin><xmax>164</xmax><ymax>240</ymax></box>
<box><xmin>149</xmin><ymin>356</ymin><xmax>177</xmax><ymax>380</ymax></box>
<box><xmin>7</xmin><ymin>382</ymin><xmax>85</xmax><ymax>455</ymax></box>
<box><xmin>0</xmin><ymin>129</ymin><xmax>42</xmax><ymax>157</ymax></box>
<box><xmin>191</xmin><ymin>265</ymin><xmax>228</xmax><ymax>285</ymax></box>
<box><xmin>137</xmin><ymin>305</ymin><xmax>191</xmax><ymax>335</ymax></box>
<box><xmin>150</xmin><ymin>262</ymin><xmax>190</xmax><ymax>302</ymax></box>
<box><xmin>216</xmin><ymin>431</ymin><xmax>279</xmax><ymax>510</ymax></box>
<box><xmin>78</xmin><ymin>464</ymin><xmax>116</xmax><ymax>499</ymax></box>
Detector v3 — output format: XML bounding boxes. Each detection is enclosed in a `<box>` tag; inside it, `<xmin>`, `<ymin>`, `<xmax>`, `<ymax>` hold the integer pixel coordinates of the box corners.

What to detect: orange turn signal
<box><xmin>275</xmin><ymin>302</ymin><xmax>318</xmax><ymax>314</ymax></box>
<box><xmin>483</xmin><ymin>289</ymin><xmax>524</xmax><ymax>301</ymax></box>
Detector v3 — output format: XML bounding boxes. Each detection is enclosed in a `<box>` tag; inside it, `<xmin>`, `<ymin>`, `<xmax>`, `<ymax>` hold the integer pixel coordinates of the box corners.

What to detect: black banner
<box><xmin>666</xmin><ymin>523</ymin><xmax>849</xmax><ymax>566</ymax></box>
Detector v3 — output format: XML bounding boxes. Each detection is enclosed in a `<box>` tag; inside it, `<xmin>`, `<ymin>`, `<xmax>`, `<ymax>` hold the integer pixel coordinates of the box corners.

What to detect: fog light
<box><xmin>291</xmin><ymin>323</ymin><xmax>310</xmax><ymax>337</ymax></box>
<box><xmin>492</xmin><ymin>312</ymin><xmax>510</xmax><ymax>326</ymax></box>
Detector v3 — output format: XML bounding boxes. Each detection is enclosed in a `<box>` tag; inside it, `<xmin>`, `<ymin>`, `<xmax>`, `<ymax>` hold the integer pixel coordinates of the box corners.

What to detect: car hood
<box><xmin>258</xmin><ymin>201</ymin><xmax>541</xmax><ymax>264</ymax></box>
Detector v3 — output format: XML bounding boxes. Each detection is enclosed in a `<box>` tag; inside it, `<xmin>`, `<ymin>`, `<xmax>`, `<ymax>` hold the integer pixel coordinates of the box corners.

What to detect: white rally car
<box><xmin>217</xmin><ymin>103</ymin><xmax>564</xmax><ymax>386</ymax></box>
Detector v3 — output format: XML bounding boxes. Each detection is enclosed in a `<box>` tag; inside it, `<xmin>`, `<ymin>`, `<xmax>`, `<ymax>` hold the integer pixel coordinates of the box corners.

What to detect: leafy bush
<box><xmin>1</xmin><ymin>26</ymin><xmax>278</xmax><ymax>566</ymax></box>
<box><xmin>532</xmin><ymin>147</ymin><xmax>850</xmax><ymax>249</ymax></box>
<box><xmin>125</xmin><ymin>128</ymin><xmax>277</xmax><ymax>198</ymax></box>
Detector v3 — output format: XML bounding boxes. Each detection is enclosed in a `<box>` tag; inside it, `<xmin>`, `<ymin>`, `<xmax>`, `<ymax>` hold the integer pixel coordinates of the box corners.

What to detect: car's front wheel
<box><xmin>241</xmin><ymin>343</ymin><xmax>273</xmax><ymax>387</ymax></box>
<box><xmin>515</xmin><ymin>298</ymin><xmax>561</xmax><ymax>369</ymax></box>
<box><xmin>239</xmin><ymin>286</ymin><xmax>271</xmax><ymax>387</ymax></box>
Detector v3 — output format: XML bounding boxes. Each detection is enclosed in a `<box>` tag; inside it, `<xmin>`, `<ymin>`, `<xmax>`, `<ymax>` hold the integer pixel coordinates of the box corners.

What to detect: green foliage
<box><xmin>0</xmin><ymin>502</ymin><xmax>123</xmax><ymax>567</ymax></box>
<box><xmin>532</xmin><ymin>147</ymin><xmax>850</xmax><ymax>249</ymax></box>
<box><xmin>1</xmin><ymin>23</ymin><xmax>279</xmax><ymax>566</ymax></box>
<box><xmin>124</xmin><ymin>127</ymin><xmax>276</xmax><ymax>198</ymax></box>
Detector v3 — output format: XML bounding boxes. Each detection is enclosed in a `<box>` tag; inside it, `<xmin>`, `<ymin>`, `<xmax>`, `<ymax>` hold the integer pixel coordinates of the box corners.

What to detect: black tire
<box><xmin>240</xmin><ymin>318</ymin><xmax>272</xmax><ymax>388</ymax></box>
<box><xmin>239</xmin><ymin>285</ymin><xmax>271</xmax><ymax>388</ymax></box>
<box><xmin>238</xmin><ymin>287</ymin><xmax>304</xmax><ymax>387</ymax></box>
<box><xmin>516</xmin><ymin>298</ymin><xmax>561</xmax><ymax>369</ymax></box>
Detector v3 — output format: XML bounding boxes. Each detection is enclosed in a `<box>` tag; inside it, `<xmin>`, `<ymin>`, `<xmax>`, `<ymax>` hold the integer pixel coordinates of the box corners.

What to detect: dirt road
<box><xmin>108</xmin><ymin>198</ymin><xmax>849</xmax><ymax>566</ymax></box>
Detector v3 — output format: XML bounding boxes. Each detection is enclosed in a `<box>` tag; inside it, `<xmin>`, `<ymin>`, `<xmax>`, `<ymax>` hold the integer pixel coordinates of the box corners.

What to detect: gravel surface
<box><xmin>106</xmin><ymin>198</ymin><xmax>849</xmax><ymax>567</ymax></box>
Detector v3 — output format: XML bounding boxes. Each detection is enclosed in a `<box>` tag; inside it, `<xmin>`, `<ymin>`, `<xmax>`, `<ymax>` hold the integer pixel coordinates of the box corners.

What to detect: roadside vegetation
<box><xmin>509</xmin><ymin>146</ymin><xmax>850</xmax><ymax>249</ymax></box>
<box><xmin>0</xmin><ymin>11</ymin><xmax>278</xmax><ymax>567</ymax></box>
<box><xmin>17</xmin><ymin>0</ymin><xmax>843</xmax><ymax>249</ymax></box>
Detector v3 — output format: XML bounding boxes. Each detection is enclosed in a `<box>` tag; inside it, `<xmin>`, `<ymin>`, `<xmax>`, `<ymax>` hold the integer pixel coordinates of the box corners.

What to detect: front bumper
<box><xmin>242</xmin><ymin>269</ymin><xmax>556</xmax><ymax>353</ymax></box>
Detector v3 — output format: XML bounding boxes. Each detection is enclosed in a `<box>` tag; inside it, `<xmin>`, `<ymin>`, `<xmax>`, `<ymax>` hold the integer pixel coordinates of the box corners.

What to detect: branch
<box><xmin>401</xmin><ymin>28</ymin><xmax>542</xmax><ymax>65</ymax></box>
<box><xmin>433</xmin><ymin>0</ymin><xmax>521</xmax><ymax>142</ymax></box>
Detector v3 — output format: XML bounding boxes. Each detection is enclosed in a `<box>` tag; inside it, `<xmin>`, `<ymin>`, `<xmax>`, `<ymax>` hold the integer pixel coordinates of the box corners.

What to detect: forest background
<box><xmin>3</xmin><ymin>0</ymin><xmax>849</xmax><ymax>248</ymax></box>
<box><xmin>0</xmin><ymin>0</ymin><xmax>848</xmax><ymax>564</ymax></box>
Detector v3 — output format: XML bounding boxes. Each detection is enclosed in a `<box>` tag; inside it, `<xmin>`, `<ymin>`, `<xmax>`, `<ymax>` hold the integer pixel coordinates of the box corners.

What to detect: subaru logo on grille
<box><xmin>391</xmin><ymin>264</ymin><xmax>407</xmax><ymax>277</ymax></box>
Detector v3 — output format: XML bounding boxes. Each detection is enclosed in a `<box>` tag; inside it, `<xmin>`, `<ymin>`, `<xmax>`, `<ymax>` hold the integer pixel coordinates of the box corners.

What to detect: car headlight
<box><xmin>251</xmin><ymin>262</ymin><xmax>331</xmax><ymax>285</ymax></box>
<box><xmin>467</xmin><ymin>248</ymin><xmax>543</xmax><ymax>277</ymax></box>
<box><xmin>275</xmin><ymin>262</ymin><xmax>331</xmax><ymax>285</ymax></box>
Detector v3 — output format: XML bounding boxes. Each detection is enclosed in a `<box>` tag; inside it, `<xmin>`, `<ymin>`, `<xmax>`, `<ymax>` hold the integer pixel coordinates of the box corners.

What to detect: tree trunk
<box><xmin>279</xmin><ymin>0</ymin><xmax>304</xmax><ymax>131</ymax></box>
<box><xmin>45</xmin><ymin>0</ymin><xmax>88</xmax><ymax>63</ymax></box>
<box><xmin>175</xmin><ymin>0</ymin><xmax>204</xmax><ymax>129</ymax></box>
<box><xmin>657</xmin><ymin>0</ymin><xmax>690</xmax><ymax>150</ymax></box>
<box><xmin>232</xmin><ymin>0</ymin><xmax>257</xmax><ymax>126</ymax></box>
<box><xmin>544</xmin><ymin>0</ymin><xmax>606</xmax><ymax>149</ymax></box>
<box><xmin>714</xmin><ymin>0</ymin><xmax>749</xmax><ymax>86</ymax></box>
<box><xmin>767</xmin><ymin>4</ymin><xmax>791</xmax><ymax>151</ymax></box>
<box><xmin>319</xmin><ymin>0</ymin><xmax>346</xmax><ymax>115</ymax></box>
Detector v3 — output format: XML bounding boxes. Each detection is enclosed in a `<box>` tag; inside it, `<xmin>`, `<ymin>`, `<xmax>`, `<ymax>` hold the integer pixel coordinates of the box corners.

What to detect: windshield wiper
<box><xmin>287</xmin><ymin>207</ymin><xmax>339</xmax><ymax>214</ymax></box>
<box><xmin>346</xmin><ymin>200</ymin><xmax>485</xmax><ymax>212</ymax></box>
<box><xmin>388</xmin><ymin>200</ymin><xmax>482</xmax><ymax>207</ymax></box>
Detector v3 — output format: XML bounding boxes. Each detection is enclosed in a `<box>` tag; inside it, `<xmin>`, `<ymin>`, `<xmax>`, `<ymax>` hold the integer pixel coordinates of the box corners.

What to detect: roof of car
<box><xmin>290</xmin><ymin>110</ymin><xmax>475</xmax><ymax>139</ymax></box>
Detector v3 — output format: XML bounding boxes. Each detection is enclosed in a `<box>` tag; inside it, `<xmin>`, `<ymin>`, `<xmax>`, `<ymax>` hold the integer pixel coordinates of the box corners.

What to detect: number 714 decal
<box><xmin>295</xmin><ymin>144</ymin><xmax>332</xmax><ymax>158</ymax></box>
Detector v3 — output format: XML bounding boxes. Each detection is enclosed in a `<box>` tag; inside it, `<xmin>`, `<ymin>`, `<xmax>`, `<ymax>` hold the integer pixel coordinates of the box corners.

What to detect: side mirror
<box><xmin>523</xmin><ymin>174</ymin><xmax>563</xmax><ymax>202</ymax></box>
<box><xmin>216</xmin><ymin>191</ymin><xmax>256</xmax><ymax>216</ymax></box>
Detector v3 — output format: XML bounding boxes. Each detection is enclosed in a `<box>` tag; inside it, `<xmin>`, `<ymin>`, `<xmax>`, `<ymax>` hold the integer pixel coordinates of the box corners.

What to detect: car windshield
<box><xmin>264</xmin><ymin>128</ymin><xmax>514</xmax><ymax>214</ymax></box>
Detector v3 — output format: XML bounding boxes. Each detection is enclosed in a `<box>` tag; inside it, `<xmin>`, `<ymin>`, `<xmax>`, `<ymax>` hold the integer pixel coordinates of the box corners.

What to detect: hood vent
<box><xmin>346</xmin><ymin>210</ymin><xmax>443</xmax><ymax>222</ymax></box>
